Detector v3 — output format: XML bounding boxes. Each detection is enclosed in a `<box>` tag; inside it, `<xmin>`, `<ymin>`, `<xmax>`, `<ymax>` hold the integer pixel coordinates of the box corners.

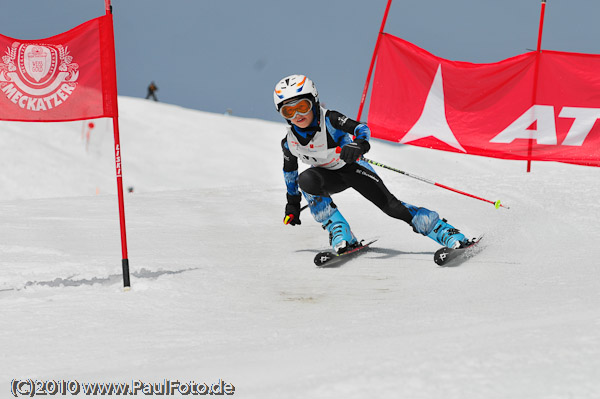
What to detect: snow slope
<box><xmin>1</xmin><ymin>97</ymin><xmax>599</xmax><ymax>399</ymax></box>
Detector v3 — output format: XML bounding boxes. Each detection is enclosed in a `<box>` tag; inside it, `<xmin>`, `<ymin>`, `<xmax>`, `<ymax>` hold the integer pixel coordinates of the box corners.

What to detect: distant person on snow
<box><xmin>146</xmin><ymin>81</ymin><xmax>158</xmax><ymax>101</ymax></box>
<box><xmin>275</xmin><ymin>74</ymin><xmax>472</xmax><ymax>254</ymax></box>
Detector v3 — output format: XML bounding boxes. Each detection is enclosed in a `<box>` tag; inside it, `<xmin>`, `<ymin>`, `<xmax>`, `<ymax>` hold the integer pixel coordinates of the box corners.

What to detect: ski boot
<box><xmin>427</xmin><ymin>218</ymin><xmax>468</xmax><ymax>249</ymax></box>
<box><xmin>322</xmin><ymin>210</ymin><xmax>358</xmax><ymax>254</ymax></box>
<box><xmin>407</xmin><ymin>205</ymin><xmax>468</xmax><ymax>249</ymax></box>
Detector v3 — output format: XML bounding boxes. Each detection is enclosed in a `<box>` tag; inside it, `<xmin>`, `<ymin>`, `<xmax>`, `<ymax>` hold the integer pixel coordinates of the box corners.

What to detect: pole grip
<box><xmin>284</xmin><ymin>204</ymin><xmax>308</xmax><ymax>225</ymax></box>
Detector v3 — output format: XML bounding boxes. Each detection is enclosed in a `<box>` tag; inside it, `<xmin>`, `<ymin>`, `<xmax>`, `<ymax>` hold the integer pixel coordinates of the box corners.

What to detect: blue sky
<box><xmin>2</xmin><ymin>0</ymin><xmax>599</xmax><ymax>123</ymax></box>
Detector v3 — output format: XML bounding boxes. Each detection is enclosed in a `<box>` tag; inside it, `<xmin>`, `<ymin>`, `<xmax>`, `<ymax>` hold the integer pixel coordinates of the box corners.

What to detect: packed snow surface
<box><xmin>1</xmin><ymin>97</ymin><xmax>599</xmax><ymax>398</ymax></box>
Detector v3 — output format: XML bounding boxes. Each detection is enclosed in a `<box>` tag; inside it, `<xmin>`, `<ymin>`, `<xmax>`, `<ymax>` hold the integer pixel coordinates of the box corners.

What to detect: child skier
<box><xmin>275</xmin><ymin>74</ymin><xmax>471</xmax><ymax>254</ymax></box>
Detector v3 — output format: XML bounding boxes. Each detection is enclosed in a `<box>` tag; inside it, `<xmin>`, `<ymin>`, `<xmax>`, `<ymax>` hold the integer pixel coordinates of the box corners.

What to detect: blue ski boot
<box><xmin>322</xmin><ymin>210</ymin><xmax>357</xmax><ymax>254</ymax></box>
<box><xmin>406</xmin><ymin>204</ymin><xmax>468</xmax><ymax>249</ymax></box>
<box><xmin>427</xmin><ymin>218</ymin><xmax>467</xmax><ymax>249</ymax></box>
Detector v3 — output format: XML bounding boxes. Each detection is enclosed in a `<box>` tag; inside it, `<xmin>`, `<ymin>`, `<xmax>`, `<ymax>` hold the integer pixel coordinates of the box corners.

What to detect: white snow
<box><xmin>1</xmin><ymin>97</ymin><xmax>599</xmax><ymax>398</ymax></box>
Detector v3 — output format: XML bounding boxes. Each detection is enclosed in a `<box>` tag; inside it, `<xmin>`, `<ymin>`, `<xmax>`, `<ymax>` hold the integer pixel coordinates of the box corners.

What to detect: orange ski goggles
<box><xmin>280</xmin><ymin>98</ymin><xmax>313</xmax><ymax>120</ymax></box>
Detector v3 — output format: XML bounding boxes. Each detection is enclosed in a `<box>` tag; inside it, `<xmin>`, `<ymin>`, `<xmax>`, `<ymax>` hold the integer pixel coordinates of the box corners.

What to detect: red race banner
<box><xmin>0</xmin><ymin>15</ymin><xmax>117</xmax><ymax>122</ymax></box>
<box><xmin>368</xmin><ymin>34</ymin><xmax>600</xmax><ymax>167</ymax></box>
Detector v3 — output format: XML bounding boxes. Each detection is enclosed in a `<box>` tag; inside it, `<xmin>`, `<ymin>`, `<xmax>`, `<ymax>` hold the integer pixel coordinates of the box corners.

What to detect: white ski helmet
<box><xmin>273</xmin><ymin>74</ymin><xmax>319</xmax><ymax>111</ymax></box>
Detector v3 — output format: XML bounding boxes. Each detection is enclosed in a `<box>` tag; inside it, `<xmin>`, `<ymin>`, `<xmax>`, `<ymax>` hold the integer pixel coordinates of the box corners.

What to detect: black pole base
<box><xmin>122</xmin><ymin>258</ymin><xmax>131</xmax><ymax>288</ymax></box>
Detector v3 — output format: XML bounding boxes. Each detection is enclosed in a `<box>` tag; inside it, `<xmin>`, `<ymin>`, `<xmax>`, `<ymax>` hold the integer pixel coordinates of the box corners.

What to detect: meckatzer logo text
<box><xmin>0</xmin><ymin>42</ymin><xmax>79</xmax><ymax>111</ymax></box>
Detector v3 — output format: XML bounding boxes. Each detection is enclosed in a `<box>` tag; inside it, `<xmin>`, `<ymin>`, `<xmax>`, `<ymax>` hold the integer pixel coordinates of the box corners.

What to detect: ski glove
<box><xmin>340</xmin><ymin>141</ymin><xmax>369</xmax><ymax>164</ymax></box>
<box><xmin>284</xmin><ymin>193</ymin><xmax>302</xmax><ymax>226</ymax></box>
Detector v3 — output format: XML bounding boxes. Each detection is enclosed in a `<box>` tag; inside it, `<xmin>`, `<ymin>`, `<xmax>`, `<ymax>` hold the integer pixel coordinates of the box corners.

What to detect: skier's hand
<box><xmin>340</xmin><ymin>142</ymin><xmax>365</xmax><ymax>164</ymax></box>
<box><xmin>284</xmin><ymin>204</ymin><xmax>301</xmax><ymax>225</ymax></box>
<box><xmin>284</xmin><ymin>194</ymin><xmax>302</xmax><ymax>226</ymax></box>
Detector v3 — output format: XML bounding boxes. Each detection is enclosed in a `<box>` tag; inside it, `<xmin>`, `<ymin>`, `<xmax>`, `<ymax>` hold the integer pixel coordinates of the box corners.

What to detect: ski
<box><xmin>314</xmin><ymin>239</ymin><xmax>377</xmax><ymax>268</ymax></box>
<box><xmin>434</xmin><ymin>235</ymin><xmax>484</xmax><ymax>266</ymax></box>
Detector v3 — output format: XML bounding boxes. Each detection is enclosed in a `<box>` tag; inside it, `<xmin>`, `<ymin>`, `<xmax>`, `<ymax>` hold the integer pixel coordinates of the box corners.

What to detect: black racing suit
<box><xmin>282</xmin><ymin>109</ymin><xmax>414</xmax><ymax>225</ymax></box>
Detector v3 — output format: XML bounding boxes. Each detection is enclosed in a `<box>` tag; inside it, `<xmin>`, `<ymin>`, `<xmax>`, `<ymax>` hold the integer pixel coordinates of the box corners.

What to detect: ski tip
<box><xmin>314</xmin><ymin>251</ymin><xmax>336</xmax><ymax>267</ymax></box>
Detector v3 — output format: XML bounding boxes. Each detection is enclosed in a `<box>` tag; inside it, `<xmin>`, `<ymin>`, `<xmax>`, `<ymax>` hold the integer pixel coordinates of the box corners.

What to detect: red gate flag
<box><xmin>0</xmin><ymin>15</ymin><xmax>117</xmax><ymax>122</ymax></box>
<box><xmin>368</xmin><ymin>34</ymin><xmax>600</xmax><ymax>167</ymax></box>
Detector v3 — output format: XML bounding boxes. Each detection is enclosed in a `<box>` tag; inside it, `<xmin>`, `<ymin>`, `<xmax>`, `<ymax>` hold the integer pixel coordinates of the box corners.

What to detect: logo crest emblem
<box><xmin>0</xmin><ymin>42</ymin><xmax>79</xmax><ymax>111</ymax></box>
<box><xmin>23</xmin><ymin>45</ymin><xmax>55</xmax><ymax>84</ymax></box>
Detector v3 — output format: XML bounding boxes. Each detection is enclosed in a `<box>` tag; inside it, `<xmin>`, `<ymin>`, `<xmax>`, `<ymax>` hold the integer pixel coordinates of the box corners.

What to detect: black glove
<box><xmin>340</xmin><ymin>141</ymin><xmax>368</xmax><ymax>164</ymax></box>
<box><xmin>284</xmin><ymin>194</ymin><xmax>302</xmax><ymax>225</ymax></box>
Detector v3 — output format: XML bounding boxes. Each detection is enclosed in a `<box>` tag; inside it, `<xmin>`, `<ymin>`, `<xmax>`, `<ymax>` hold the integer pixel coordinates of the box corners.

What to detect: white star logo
<box><xmin>400</xmin><ymin>65</ymin><xmax>466</xmax><ymax>153</ymax></box>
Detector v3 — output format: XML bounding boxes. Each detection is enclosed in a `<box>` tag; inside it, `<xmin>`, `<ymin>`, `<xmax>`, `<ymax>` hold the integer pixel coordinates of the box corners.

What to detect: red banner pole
<box><xmin>112</xmin><ymin>121</ymin><xmax>130</xmax><ymax>288</ymax></box>
<box><xmin>105</xmin><ymin>0</ymin><xmax>131</xmax><ymax>288</ymax></box>
<box><xmin>527</xmin><ymin>0</ymin><xmax>547</xmax><ymax>173</ymax></box>
<box><xmin>356</xmin><ymin>0</ymin><xmax>393</xmax><ymax>122</ymax></box>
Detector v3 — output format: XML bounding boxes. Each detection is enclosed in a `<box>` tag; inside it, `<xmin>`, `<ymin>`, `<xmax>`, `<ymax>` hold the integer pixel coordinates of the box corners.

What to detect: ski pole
<box><xmin>284</xmin><ymin>204</ymin><xmax>309</xmax><ymax>225</ymax></box>
<box><xmin>362</xmin><ymin>157</ymin><xmax>509</xmax><ymax>209</ymax></box>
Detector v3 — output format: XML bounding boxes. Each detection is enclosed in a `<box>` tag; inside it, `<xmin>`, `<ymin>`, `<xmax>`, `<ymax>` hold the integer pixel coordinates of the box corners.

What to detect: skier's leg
<box><xmin>343</xmin><ymin>161</ymin><xmax>413</xmax><ymax>223</ymax></box>
<box><xmin>345</xmin><ymin>161</ymin><xmax>468</xmax><ymax>248</ymax></box>
<box><xmin>301</xmin><ymin>191</ymin><xmax>357</xmax><ymax>253</ymax></box>
<box><xmin>298</xmin><ymin>167</ymin><xmax>348</xmax><ymax>197</ymax></box>
<box><xmin>299</xmin><ymin>168</ymin><xmax>357</xmax><ymax>253</ymax></box>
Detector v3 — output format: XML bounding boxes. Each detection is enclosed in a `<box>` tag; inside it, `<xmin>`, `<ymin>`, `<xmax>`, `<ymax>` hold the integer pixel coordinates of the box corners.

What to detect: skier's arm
<box><xmin>282</xmin><ymin>138</ymin><xmax>302</xmax><ymax>225</ymax></box>
<box><xmin>282</xmin><ymin>138</ymin><xmax>300</xmax><ymax>196</ymax></box>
